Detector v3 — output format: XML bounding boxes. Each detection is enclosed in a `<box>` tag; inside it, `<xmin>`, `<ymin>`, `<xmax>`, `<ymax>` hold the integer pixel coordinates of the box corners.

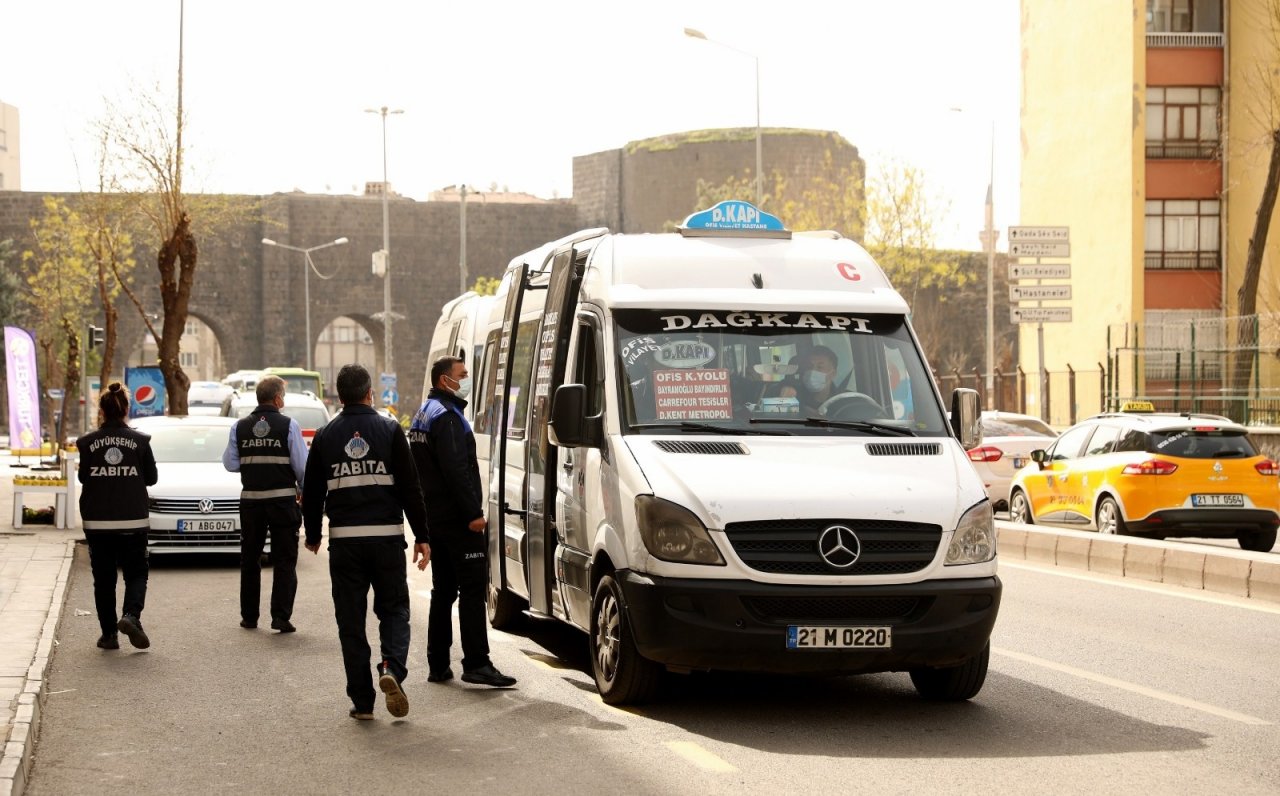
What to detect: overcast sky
<box><xmin>1</xmin><ymin>0</ymin><xmax>1020</xmax><ymax>250</ymax></box>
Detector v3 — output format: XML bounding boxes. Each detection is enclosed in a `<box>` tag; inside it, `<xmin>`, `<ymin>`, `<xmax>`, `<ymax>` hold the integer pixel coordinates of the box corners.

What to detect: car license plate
<box><xmin>1191</xmin><ymin>494</ymin><xmax>1245</xmax><ymax>507</ymax></box>
<box><xmin>178</xmin><ymin>519</ymin><xmax>235</xmax><ymax>532</ymax></box>
<box><xmin>1012</xmin><ymin>457</ymin><xmax>1026</xmax><ymax>469</ymax></box>
<box><xmin>787</xmin><ymin>626</ymin><xmax>891</xmax><ymax>649</ymax></box>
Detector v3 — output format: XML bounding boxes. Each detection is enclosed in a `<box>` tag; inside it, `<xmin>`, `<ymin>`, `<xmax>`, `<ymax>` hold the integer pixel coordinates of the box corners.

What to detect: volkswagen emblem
<box><xmin>816</xmin><ymin>525</ymin><xmax>861</xmax><ymax>571</ymax></box>
<box><xmin>198</xmin><ymin>498</ymin><xmax>215</xmax><ymax>515</ymax></box>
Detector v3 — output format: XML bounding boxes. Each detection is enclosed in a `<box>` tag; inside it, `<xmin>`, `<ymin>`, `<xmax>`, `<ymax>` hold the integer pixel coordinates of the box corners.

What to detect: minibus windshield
<box><xmin>614</xmin><ymin>309</ymin><xmax>947</xmax><ymax>437</ymax></box>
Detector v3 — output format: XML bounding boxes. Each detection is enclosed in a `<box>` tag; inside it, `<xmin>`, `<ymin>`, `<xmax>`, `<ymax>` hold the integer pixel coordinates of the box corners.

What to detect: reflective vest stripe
<box><xmin>329</xmin><ymin>524</ymin><xmax>404</xmax><ymax>539</ymax></box>
<box><xmin>326</xmin><ymin>474</ymin><xmax>396</xmax><ymax>491</ymax></box>
<box><xmin>241</xmin><ymin>455</ymin><xmax>291</xmax><ymax>465</ymax></box>
<box><xmin>241</xmin><ymin>487</ymin><xmax>297</xmax><ymax>500</ymax></box>
<box><xmin>83</xmin><ymin>519</ymin><xmax>149</xmax><ymax>530</ymax></box>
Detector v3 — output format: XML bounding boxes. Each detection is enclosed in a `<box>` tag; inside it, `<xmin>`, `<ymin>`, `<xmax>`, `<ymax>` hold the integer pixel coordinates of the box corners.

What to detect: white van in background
<box><xmin>422</xmin><ymin>291</ymin><xmax>496</xmax><ymax>421</ymax></box>
<box><xmin>454</xmin><ymin>201</ymin><xmax>999</xmax><ymax>705</ymax></box>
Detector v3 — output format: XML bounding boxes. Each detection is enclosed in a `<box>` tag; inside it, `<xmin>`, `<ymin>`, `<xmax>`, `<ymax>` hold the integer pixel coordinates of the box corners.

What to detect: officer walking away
<box><xmin>77</xmin><ymin>383</ymin><xmax>159</xmax><ymax>650</ymax></box>
<box><xmin>222</xmin><ymin>375</ymin><xmax>308</xmax><ymax>633</ymax></box>
<box><xmin>302</xmin><ymin>364</ymin><xmax>431</xmax><ymax>720</ymax></box>
<box><xmin>410</xmin><ymin>356</ymin><xmax>516</xmax><ymax>688</ymax></box>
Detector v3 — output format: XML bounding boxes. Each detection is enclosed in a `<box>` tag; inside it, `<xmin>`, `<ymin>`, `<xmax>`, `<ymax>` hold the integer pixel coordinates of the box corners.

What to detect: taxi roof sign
<box><xmin>1119</xmin><ymin>400</ymin><xmax>1156</xmax><ymax>413</ymax></box>
<box><xmin>679</xmin><ymin>200</ymin><xmax>791</xmax><ymax>239</ymax></box>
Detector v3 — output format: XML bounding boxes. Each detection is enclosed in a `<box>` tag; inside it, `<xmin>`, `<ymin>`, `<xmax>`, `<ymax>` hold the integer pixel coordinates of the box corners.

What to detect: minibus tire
<box><xmin>487</xmin><ymin>583</ymin><xmax>526</xmax><ymax>630</ymax></box>
<box><xmin>908</xmin><ymin>641</ymin><xmax>989</xmax><ymax>701</ymax></box>
<box><xmin>590</xmin><ymin>575</ymin><xmax>661</xmax><ymax>705</ymax></box>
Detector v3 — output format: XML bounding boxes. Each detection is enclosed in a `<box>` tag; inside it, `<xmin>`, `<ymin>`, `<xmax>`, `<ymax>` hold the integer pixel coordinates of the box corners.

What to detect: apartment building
<box><xmin>1021</xmin><ymin>0</ymin><xmax>1278</xmax><ymax>419</ymax></box>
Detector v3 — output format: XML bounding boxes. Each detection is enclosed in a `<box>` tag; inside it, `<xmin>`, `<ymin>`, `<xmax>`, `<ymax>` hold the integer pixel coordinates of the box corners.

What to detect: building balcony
<box><xmin>1146</xmin><ymin>141</ymin><xmax>1219</xmax><ymax>160</ymax></box>
<box><xmin>1144</xmin><ymin>251</ymin><xmax>1221</xmax><ymax>270</ymax></box>
<box><xmin>1146</xmin><ymin>32</ymin><xmax>1224</xmax><ymax>48</ymax></box>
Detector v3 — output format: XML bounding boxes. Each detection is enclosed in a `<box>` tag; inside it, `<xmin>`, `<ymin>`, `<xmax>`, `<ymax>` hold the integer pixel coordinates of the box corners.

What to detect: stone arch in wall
<box><xmin>313</xmin><ymin>313</ymin><xmax>381</xmax><ymax>400</ymax></box>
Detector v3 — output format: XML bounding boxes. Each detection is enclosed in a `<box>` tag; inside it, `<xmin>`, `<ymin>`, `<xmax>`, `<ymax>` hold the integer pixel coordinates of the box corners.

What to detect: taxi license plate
<box><xmin>787</xmin><ymin>626</ymin><xmax>891</xmax><ymax>649</ymax></box>
<box><xmin>1192</xmin><ymin>494</ymin><xmax>1245</xmax><ymax>507</ymax></box>
<box><xmin>178</xmin><ymin>519</ymin><xmax>235</xmax><ymax>532</ymax></box>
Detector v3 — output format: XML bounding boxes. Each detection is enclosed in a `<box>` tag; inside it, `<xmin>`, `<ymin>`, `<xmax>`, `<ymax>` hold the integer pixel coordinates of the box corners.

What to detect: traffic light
<box><xmin>87</xmin><ymin>325</ymin><xmax>104</xmax><ymax>350</ymax></box>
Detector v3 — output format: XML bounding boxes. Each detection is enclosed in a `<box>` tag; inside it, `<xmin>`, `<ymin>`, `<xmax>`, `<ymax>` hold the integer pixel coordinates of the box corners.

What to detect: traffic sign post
<box><xmin>1008</xmin><ymin>225</ymin><xmax>1071</xmax><ymax>422</ymax></box>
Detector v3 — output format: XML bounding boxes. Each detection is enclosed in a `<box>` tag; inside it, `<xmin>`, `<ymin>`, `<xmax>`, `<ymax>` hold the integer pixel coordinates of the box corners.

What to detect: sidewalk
<box><xmin>0</xmin><ymin>458</ymin><xmax>78</xmax><ymax>796</ymax></box>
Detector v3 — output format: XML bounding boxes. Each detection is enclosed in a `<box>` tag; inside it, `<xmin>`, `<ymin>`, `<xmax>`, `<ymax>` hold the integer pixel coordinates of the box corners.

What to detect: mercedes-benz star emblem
<box><xmin>198</xmin><ymin>499</ymin><xmax>215</xmax><ymax>515</ymax></box>
<box><xmin>816</xmin><ymin>525</ymin><xmax>861</xmax><ymax>570</ymax></box>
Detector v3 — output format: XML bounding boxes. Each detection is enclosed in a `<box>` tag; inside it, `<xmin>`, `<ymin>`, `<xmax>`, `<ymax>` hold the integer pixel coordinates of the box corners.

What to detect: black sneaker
<box><xmin>378</xmin><ymin>662</ymin><xmax>409</xmax><ymax>718</ymax></box>
<box><xmin>461</xmin><ymin>664</ymin><xmax>517</xmax><ymax>688</ymax></box>
<box><xmin>427</xmin><ymin>667</ymin><xmax>454</xmax><ymax>683</ymax></box>
<box><xmin>96</xmin><ymin>633</ymin><xmax>120</xmax><ymax>650</ymax></box>
<box><xmin>270</xmin><ymin>618</ymin><xmax>296</xmax><ymax>633</ymax></box>
<box><xmin>117</xmin><ymin>614</ymin><xmax>150</xmax><ymax>649</ymax></box>
<box><xmin>240</xmin><ymin>619</ymin><xmax>258</xmax><ymax>629</ymax></box>
<box><xmin>348</xmin><ymin>707</ymin><xmax>374</xmax><ymax>721</ymax></box>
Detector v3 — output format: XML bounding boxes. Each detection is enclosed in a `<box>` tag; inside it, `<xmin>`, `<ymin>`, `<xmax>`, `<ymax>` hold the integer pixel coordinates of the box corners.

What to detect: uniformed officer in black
<box><xmin>410</xmin><ymin>356</ymin><xmax>516</xmax><ymax>688</ymax></box>
<box><xmin>222</xmin><ymin>375</ymin><xmax>309</xmax><ymax>632</ymax></box>
<box><xmin>78</xmin><ymin>382</ymin><xmax>159</xmax><ymax>650</ymax></box>
<box><xmin>302</xmin><ymin>364</ymin><xmax>430</xmax><ymax>721</ymax></box>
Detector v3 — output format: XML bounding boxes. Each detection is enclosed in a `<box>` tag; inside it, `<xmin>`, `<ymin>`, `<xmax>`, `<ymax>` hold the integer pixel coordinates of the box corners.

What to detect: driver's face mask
<box><xmin>802</xmin><ymin>370</ymin><xmax>830</xmax><ymax>392</ymax></box>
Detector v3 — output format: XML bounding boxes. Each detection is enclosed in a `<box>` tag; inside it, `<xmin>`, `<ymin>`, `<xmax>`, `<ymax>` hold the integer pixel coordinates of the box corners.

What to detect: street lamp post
<box><xmin>365</xmin><ymin>105</ymin><xmax>404</xmax><ymax>380</ymax></box>
<box><xmin>261</xmin><ymin>237</ymin><xmax>349</xmax><ymax>371</ymax></box>
<box><xmin>684</xmin><ymin>27</ymin><xmax>762</xmax><ymax>207</ymax></box>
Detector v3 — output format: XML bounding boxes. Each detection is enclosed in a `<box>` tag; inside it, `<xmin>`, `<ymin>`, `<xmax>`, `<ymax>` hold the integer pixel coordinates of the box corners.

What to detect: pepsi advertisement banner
<box><xmin>125</xmin><ymin>367</ymin><xmax>166</xmax><ymax>418</ymax></box>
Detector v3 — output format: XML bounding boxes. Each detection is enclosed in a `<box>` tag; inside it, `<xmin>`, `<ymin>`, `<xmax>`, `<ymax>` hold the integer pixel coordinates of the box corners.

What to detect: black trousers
<box><xmin>85</xmin><ymin>532</ymin><xmax>149</xmax><ymax>636</ymax></box>
<box><xmin>426</xmin><ymin>523</ymin><xmax>491</xmax><ymax>672</ymax></box>
<box><xmin>239</xmin><ymin>499</ymin><xmax>301</xmax><ymax>623</ymax></box>
<box><xmin>329</xmin><ymin>539</ymin><xmax>411</xmax><ymax>712</ymax></box>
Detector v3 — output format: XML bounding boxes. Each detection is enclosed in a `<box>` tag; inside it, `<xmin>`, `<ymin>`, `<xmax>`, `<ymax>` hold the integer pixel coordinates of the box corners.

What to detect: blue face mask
<box><xmin>802</xmin><ymin>370</ymin><xmax>830</xmax><ymax>392</ymax></box>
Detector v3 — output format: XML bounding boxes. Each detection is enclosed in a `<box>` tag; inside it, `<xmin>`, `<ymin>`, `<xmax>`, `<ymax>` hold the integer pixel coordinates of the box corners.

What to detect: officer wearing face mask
<box><xmin>408</xmin><ymin>356</ymin><xmax>516</xmax><ymax>689</ymax></box>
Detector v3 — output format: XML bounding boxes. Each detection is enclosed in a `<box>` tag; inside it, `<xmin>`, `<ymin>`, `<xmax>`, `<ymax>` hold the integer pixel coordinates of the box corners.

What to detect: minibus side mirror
<box><xmin>549</xmin><ymin>383</ymin><xmax>602</xmax><ymax>448</ymax></box>
<box><xmin>949</xmin><ymin>388</ymin><xmax>982</xmax><ymax>450</ymax></box>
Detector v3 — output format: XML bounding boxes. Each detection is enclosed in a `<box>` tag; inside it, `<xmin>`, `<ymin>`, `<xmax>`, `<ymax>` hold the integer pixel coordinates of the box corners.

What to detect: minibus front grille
<box><xmin>652</xmin><ymin>440</ymin><xmax>748</xmax><ymax>455</ymax></box>
<box><xmin>865</xmin><ymin>442</ymin><xmax>941</xmax><ymax>456</ymax></box>
<box><xmin>741</xmin><ymin>595</ymin><xmax>927</xmax><ymax>623</ymax></box>
<box><xmin>723</xmin><ymin>519</ymin><xmax>942</xmax><ymax>576</ymax></box>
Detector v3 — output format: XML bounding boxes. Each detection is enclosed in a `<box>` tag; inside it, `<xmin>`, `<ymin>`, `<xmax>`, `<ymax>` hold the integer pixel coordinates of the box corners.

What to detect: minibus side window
<box><xmin>507</xmin><ymin>319</ymin><xmax>541</xmax><ymax>438</ymax></box>
<box><xmin>573</xmin><ymin>317</ymin><xmax>604</xmax><ymax>416</ymax></box>
<box><xmin>473</xmin><ymin>330</ymin><xmax>500</xmax><ymax>435</ymax></box>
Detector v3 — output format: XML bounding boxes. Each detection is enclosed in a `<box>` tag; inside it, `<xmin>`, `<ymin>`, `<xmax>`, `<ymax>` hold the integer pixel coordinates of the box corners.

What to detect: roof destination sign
<box><xmin>1009</xmin><ymin>225</ymin><xmax>1069</xmax><ymax>242</ymax></box>
<box><xmin>680</xmin><ymin>200</ymin><xmax>790</xmax><ymax>239</ymax></box>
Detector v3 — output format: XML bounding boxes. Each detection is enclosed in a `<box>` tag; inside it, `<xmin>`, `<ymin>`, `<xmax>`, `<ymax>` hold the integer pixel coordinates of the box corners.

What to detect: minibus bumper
<box><xmin>616</xmin><ymin>571</ymin><xmax>1001</xmax><ymax>674</ymax></box>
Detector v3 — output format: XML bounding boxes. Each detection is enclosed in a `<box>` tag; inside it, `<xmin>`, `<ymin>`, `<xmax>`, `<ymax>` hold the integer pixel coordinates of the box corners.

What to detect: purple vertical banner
<box><xmin>4</xmin><ymin>326</ymin><xmax>42</xmax><ymax>451</ymax></box>
<box><xmin>124</xmin><ymin>366</ymin><xmax>166</xmax><ymax>418</ymax></box>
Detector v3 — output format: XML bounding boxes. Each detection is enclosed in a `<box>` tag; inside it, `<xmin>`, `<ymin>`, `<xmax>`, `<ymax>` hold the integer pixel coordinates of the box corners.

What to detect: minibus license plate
<box><xmin>179</xmin><ymin>519</ymin><xmax>235</xmax><ymax>532</ymax></box>
<box><xmin>1192</xmin><ymin>494</ymin><xmax>1244</xmax><ymax>507</ymax></box>
<box><xmin>787</xmin><ymin>626</ymin><xmax>891</xmax><ymax>649</ymax></box>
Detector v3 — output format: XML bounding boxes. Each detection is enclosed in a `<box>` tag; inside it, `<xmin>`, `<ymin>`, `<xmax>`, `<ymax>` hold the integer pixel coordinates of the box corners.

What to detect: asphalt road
<box><xmin>27</xmin><ymin>545</ymin><xmax>1280</xmax><ymax>795</ymax></box>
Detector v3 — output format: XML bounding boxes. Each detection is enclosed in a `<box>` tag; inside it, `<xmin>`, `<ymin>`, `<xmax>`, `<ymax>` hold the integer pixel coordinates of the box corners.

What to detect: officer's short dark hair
<box><xmin>431</xmin><ymin>356</ymin><xmax>463</xmax><ymax>388</ymax></box>
<box><xmin>256</xmin><ymin>375</ymin><xmax>286</xmax><ymax>405</ymax></box>
<box><xmin>336</xmin><ymin>364</ymin><xmax>372</xmax><ymax>405</ymax></box>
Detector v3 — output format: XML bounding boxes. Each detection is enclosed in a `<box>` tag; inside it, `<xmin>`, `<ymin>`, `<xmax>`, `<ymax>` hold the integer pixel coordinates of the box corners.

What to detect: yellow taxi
<box><xmin>1007</xmin><ymin>402</ymin><xmax>1280</xmax><ymax>551</ymax></box>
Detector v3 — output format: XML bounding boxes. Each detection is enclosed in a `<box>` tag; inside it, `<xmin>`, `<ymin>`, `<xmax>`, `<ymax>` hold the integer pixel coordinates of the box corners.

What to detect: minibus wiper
<box><xmin>632</xmin><ymin>422</ymin><xmax>790</xmax><ymax>436</ymax></box>
<box><xmin>753</xmin><ymin>417</ymin><xmax>917</xmax><ymax>436</ymax></box>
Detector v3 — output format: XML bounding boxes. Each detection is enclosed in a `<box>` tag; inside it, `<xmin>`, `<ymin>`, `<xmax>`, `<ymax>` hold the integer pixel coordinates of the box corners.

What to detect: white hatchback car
<box><xmin>133</xmin><ymin>415</ymin><xmax>248</xmax><ymax>555</ymax></box>
<box><xmin>967</xmin><ymin>410</ymin><xmax>1059</xmax><ymax>511</ymax></box>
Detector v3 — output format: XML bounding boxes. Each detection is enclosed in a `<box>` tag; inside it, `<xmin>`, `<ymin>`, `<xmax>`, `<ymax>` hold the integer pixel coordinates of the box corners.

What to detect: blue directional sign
<box><xmin>380</xmin><ymin>372</ymin><xmax>397</xmax><ymax>408</ymax></box>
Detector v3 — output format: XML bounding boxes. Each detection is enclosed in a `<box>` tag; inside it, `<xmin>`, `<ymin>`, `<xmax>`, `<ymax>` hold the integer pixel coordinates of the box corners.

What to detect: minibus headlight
<box><xmin>635</xmin><ymin>496</ymin><xmax>725</xmax><ymax>566</ymax></box>
<box><xmin>945</xmin><ymin>501</ymin><xmax>996</xmax><ymax>565</ymax></box>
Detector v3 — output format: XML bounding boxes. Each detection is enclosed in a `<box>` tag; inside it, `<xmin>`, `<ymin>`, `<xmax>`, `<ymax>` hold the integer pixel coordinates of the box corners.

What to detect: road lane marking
<box><xmin>1000</xmin><ymin>560</ymin><xmax>1280</xmax><ymax>616</ymax></box>
<box><xmin>994</xmin><ymin>647</ymin><xmax>1272</xmax><ymax>726</ymax></box>
<box><xmin>665</xmin><ymin>741</ymin><xmax>737</xmax><ymax>773</ymax></box>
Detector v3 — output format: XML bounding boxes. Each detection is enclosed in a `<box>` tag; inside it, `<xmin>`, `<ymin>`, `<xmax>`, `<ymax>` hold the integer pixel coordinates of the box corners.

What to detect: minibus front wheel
<box><xmin>590</xmin><ymin>574</ymin><xmax>661</xmax><ymax>705</ymax></box>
